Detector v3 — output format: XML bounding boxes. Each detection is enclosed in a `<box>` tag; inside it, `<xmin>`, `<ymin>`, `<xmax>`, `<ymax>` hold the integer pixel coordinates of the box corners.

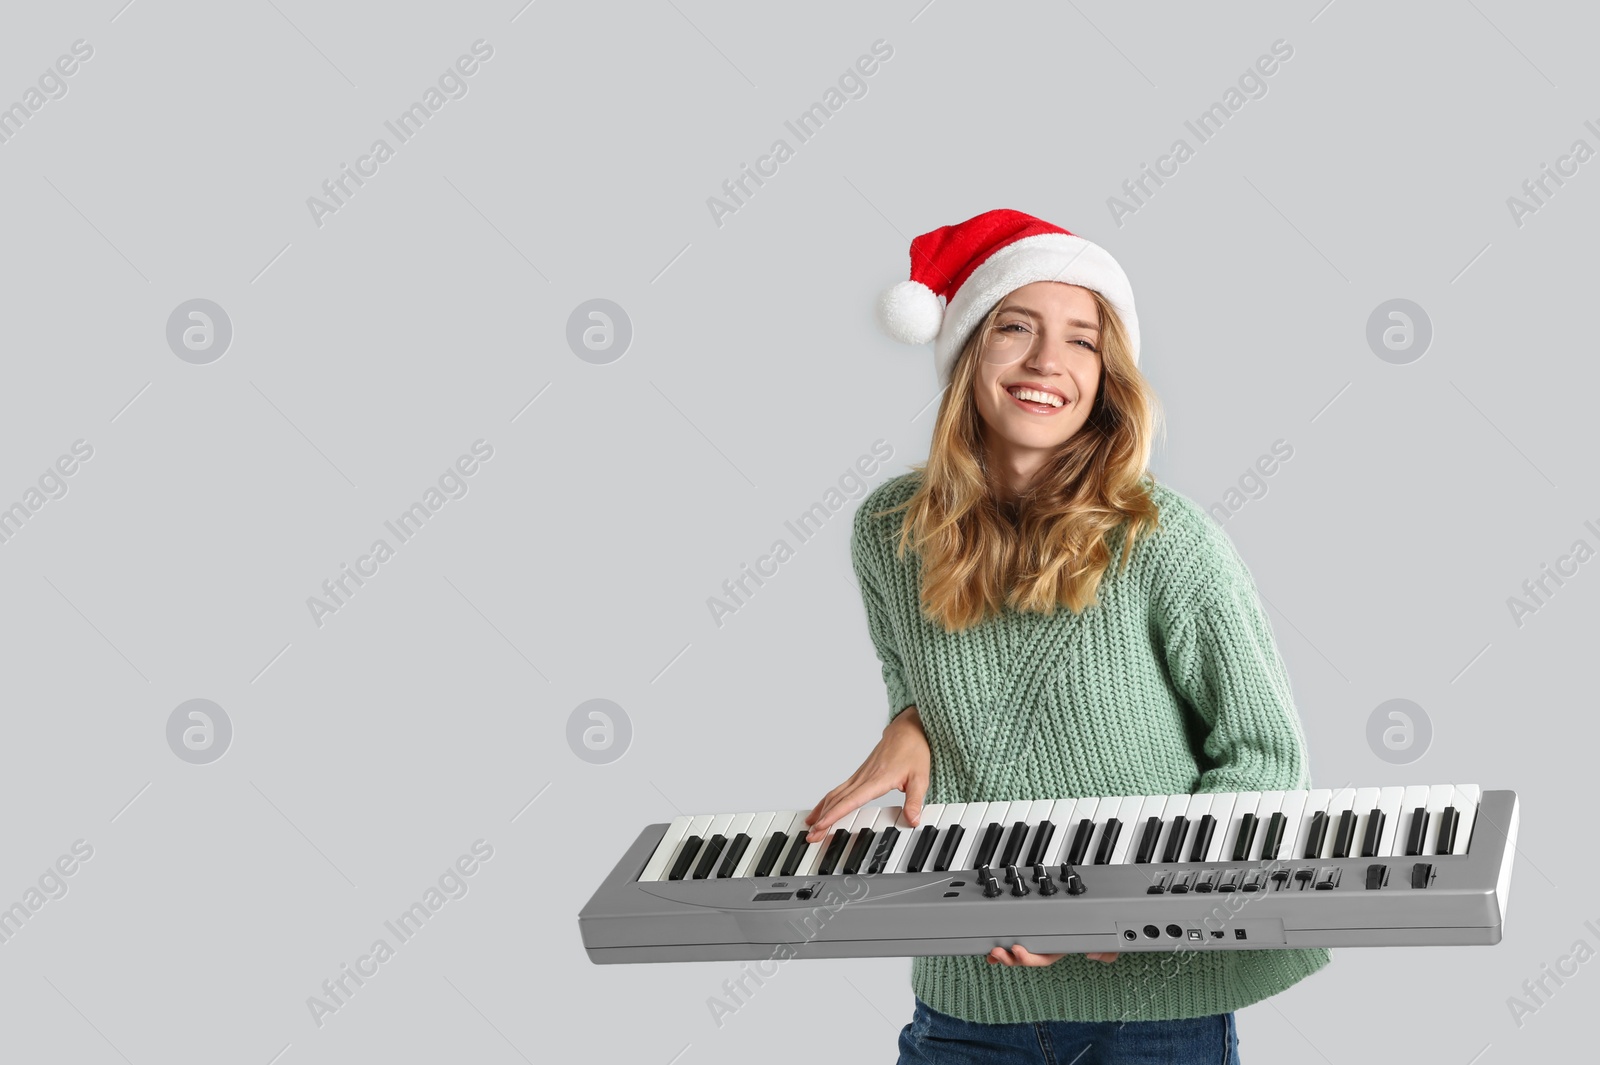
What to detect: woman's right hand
<box><xmin>804</xmin><ymin>706</ymin><xmax>930</xmax><ymax>843</ymax></box>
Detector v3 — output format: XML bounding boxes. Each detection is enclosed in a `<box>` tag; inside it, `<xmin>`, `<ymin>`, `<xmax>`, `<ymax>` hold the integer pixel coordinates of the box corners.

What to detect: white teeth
<box><xmin>1007</xmin><ymin>387</ymin><xmax>1063</xmax><ymax>408</ymax></box>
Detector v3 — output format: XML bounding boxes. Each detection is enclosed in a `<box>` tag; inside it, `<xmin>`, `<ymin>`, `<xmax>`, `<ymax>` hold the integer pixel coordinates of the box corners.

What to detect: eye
<box><xmin>1075</xmin><ymin>339</ymin><xmax>1099</xmax><ymax>352</ymax></box>
<box><xmin>998</xmin><ymin>322</ymin><xmax>1029</xmax><ymax>334</ymax></box>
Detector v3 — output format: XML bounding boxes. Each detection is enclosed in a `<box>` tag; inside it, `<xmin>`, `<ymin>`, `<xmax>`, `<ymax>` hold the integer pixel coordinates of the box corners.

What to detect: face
<box><xmin>972</xmin><ymin>281</ymin><xmax>1103</xmax><ymax>460</ymax></box>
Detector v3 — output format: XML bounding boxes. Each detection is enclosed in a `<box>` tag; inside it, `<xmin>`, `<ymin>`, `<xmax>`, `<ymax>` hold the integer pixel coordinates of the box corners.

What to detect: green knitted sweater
<box><xmin>850</xmin><ymin>470</ymin><xmax>1332</xmax><ymax>1023</ymax></box>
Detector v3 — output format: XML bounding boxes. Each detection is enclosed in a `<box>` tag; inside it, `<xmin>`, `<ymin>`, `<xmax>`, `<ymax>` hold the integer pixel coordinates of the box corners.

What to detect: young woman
<box><xmin>804</xmin><ymin>210</ymin><xmax>1330</xmax><ymax>1064</ymax></box>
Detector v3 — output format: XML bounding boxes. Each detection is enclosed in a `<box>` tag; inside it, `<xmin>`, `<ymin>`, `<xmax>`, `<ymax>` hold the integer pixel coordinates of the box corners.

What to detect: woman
<box><xmin>804</xmin><ymin>210</ymin><xmax>1330</xmax><ymax>1063</ymax></box>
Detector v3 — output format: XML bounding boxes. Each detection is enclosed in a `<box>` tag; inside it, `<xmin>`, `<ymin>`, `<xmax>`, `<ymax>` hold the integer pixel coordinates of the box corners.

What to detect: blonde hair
<box><xmin>875</xmin><ymin>289</ymin><xmax>1166</xmax><ymax>632</ymax></box>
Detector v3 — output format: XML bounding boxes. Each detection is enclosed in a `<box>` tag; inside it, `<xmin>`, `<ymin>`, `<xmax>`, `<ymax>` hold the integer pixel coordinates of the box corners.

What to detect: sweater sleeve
<box><xmin>1158</xmin><ymin>552</ymin><xmax>1313</xmax><ymax>795</ymax></box>
<box><xmin>851</xmin><ymin>499</ymin><xmax>917</xmax><ymax>725</ymax></box>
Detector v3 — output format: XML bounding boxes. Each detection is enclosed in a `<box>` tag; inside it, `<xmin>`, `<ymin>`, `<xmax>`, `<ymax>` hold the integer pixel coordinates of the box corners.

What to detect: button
<box><xmin>1411</xmin><ymin>862</ymin><xmax>1434</xmax><ymax>888</ymax></box>
<box><xmin>1365</xmin><ymin>863</ymin><xmax>1388</xmax><ymax>889</ymax></box>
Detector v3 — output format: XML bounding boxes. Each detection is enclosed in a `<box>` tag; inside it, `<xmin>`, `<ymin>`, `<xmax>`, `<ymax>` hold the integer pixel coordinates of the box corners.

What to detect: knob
<box><xmin>1008</xmin><ymin>866</ymin><xmax>1030</xmax><ymax>896</ymax></box>
<box><xmin>1037</xmin><ymin>874</ymin><xmax>1059</xmax><ymax>896</ymax></box>
<box><xmin>1060</xmin><ymin>864</ymin><xmax>1086</xmax><ymax>895</ymax></box>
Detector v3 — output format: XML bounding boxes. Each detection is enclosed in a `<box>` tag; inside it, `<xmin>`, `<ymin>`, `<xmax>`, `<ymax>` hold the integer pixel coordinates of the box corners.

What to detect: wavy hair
<box><xmin>874</xmin><ymin>289</ymin><xmax>1166</xmax><ymax>632</ymax></box>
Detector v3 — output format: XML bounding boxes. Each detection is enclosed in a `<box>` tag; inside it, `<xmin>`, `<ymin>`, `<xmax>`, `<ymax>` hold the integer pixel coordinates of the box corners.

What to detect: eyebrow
<box><xmin>996</xmin><ymin>305</ymin><xmax>1100</xmax><ymax>332</ymax></box>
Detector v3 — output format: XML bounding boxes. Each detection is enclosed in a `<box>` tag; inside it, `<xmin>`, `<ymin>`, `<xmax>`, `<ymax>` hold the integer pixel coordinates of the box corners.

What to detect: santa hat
<box><xmin>876</xmin><ymin>208</ymin><xmax>1139</xmax><ymax>383</ymax></box>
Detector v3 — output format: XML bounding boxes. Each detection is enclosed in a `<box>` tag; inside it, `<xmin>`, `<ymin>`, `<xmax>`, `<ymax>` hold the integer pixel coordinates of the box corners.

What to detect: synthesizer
<box><xmin>579</xmin><ymin>785</ymin><xmax>1517</xmax><ymax>963</ymax></box>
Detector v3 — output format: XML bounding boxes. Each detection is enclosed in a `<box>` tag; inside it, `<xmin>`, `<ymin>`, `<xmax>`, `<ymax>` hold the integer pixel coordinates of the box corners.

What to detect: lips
<box><xmin>1004</xmin><ymin>383</ymin><xmax>1070</xmax><ymax>415</ymax></box>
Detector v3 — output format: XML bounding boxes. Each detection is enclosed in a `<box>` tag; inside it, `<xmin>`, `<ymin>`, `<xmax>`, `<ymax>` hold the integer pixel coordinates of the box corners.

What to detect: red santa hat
<box><xmin>875</xmin><ymin>208</ymin><xmax>1139</xmax><ymax>383</ymax></box>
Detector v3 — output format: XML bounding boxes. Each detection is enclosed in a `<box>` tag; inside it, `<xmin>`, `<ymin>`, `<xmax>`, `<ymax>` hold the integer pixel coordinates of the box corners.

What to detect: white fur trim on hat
<box><xmin>933</xmin><ymin>233</ymin><xmax>1139</xmax><ymax>383</ymax></box>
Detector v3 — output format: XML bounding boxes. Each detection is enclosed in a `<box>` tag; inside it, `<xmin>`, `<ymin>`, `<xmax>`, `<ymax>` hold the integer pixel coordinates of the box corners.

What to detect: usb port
<box><xmin>1234</xmin><ymin>928</ymin><xmax>1247</xmax><ymax>940</ymax></box>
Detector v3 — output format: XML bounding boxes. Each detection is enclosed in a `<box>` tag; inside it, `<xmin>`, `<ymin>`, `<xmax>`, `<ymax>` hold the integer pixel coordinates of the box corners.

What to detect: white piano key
<box><xmin>1201</xmin><ymin>793</ymin><xmax>1236</xmax><ymax>862</ymax></box>
<box><xmin>1182</xmin><ymin>794</ymin><xmax>1214</xmax><ymax>861</ymax></box>
<box><xmin>1422</xmin><ymin>784</ymin><xmax>1454</xmax><ymax>857</ymax></box>
<box><xmin>969</xmin><ymin>802</ymin><xmax>1017</xmax><ymax>869</ymax></box>
<box><xmin>796</xmin><ymin>805</ymin><xmax>857</xmax><ymax>869</ymax></box>
<box><xmin>1013</xmin><ymin>799</ymin><xmax>1056</xmax><ymax>869</ymax></box>
<box><xmin>640</xmin><ymin>815</ymin><xmax>694</xmax><ymax>882</ymax></box>
<box><xmin>1247</xmin><ymin>791</ymin><xmax>1285</xmax><ymax>861</ymax></box>
<box><xmin>1374</xmin><ymin>787</ymin><xmax>1406</xmax><ymax>856</ymax></box>
<box><xmin>858</xmin><ymin>807</ymin><xmax>901</xmax><ymax>873</ymax></box>
<box><xmin>886</xmin><ymin>803</ymin><xmax>938</xmax><ymax>873</ymax></box>
<box><xmin>1398</xmin><ymin>785</ymin><xmax>1432</xmax><ymax>856</ymax></box>
<box><xmin>1052</xmin><ymin>798</ymin><xmax>1098</xmax><ymax>865</ymax></box>
<box><xmin>804</xmin><ymin>806</ymin><xmax>871</xmax><ymax>875</ymax></box>
<box><xmin>731</xmin><ymin>812</ymin><xmax>778</xmax><ymax>878</ymax></box>
<box><xmin>1348</xmin><ymin>787</ymin><xmax>1381</xmax><ymax>857</ymax></box>
<box><xmin>664</xmin><ymin>814</ymin><xmax>716</xmax><ymax>879</ymax></box>
<box><xmin>1296</xmin><ymin>789</ymin><xmax>1332</xmax><ymax>860</ymax></box>
<box><xmin>1273</xmin><ymin>790</ymin><xmax>1308</xmax><ymax>862</ymax></box>
<box><xmin>950</xmin><ymin>803</ymin><xmax>994</xmax><ymax>870</ymax></box>
<box><xmin>1154</xmin><ymin>794</ymin><xmax>1192</xmax><ymax>863</ymax></box>
<box><xmin>1324</xmin><ymin>788</ymin><xmax>1358</xmax><ymax>858</ymax></box>
<box><xmin>1043</xmin><ymin>798</ymin><xmax>1082</xmax><ymax>865</ymax></box>
<box><xmin>1219</xmin><ymin>791</ymin><xmax>1261</xmax><ymax>862</ymax></box>
<box><xmin>1447</xmin><ymin>784</ymin><xmax>1481</xmax><ymax>855</ymax></box>
<box><xmin>1098</xmin><ymin>796</ymin><xmax>1141</xmax><ymax>864</ymax></box>
<box><xmin>919</xmin><ymin>803</ymin><xmax>967</xmax><ymax>873</ymax></box>
<box><xmin>693</xmin><ymin>814</ymin><xmax>736</xmax><ymax>876</ymax></box>
<box><xmin>1123</xmin><ymin>795</ymin><xmax>1170</xmax><ymax>864</ymax></box>
<box><xmin>750</xmin><ymin>811</ymin><xmax>802</xmax><ymax>876</ymax></box>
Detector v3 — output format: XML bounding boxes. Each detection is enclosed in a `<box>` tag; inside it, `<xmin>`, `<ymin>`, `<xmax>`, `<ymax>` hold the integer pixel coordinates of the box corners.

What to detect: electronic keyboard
<box><xmin>579</xmin><ymin>785</ymin><xmax>1517</xmax><ymax>963</ymax></box>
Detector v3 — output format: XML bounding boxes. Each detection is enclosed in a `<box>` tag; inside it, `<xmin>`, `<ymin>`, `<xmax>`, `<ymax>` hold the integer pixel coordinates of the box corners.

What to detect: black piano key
<box><xmin>752</xmin><ymin>831</ymin><xmax>788</xmax><ymax>878</ymax></box>
<box><xmin>906</xmin><ymin>824</ymin><xmax>939</xmax><ymax>873</ymax></box>
<box><xmin>1404</xmin><ymin>807</ymin><xmax>1430</xmax><ymax>856</ymax></box>
<box><xmin>1024</xmin><ymin>821</ymin><xmax>1057</xmax><ymax>868</ymax></box>
<box><xmin>668</xmin><ymin>835</ymin><xmax>704</xmax><ymax>881</ymax></box>
<box><xmin>971</xmin><ymin>822</ymin><xmax>1004</xmax><ymax>870</ymax></box>
<box><xmin>1161</xmin><ymin>816</ymin><xmax>1190</xmax><ymax>864</ymax></box>
<box><xmin>817</xmin><ymin>828</ymin><xmax>852</xmax><ymax>874</ymax></box>
<box><xmin>779</xmin><ymin>831</ymin><xmax>812</xmax><ymax>877</ymax></box>
<box><xmin>1436</xmin><ymin>805</ymin><xmax>1460</xmax><ymax>854</ymax></box>
<box><xmin>867</xmin><ymin>827</ymin><xmax>900</xmax><ymax>874</ymax></box>
<box><xmin>1260</xmin><ymin>813</ymin><xmax>1285</xmax><ymax>860</ymax></box>
<box><xmin>716</xmin><ymin>833</ymin><xmax>751</xmax><ymax>877</ymax></box>
<box><xmin>841</xmin><ymin>828</ymin><xmax>877</xmax><ymax>874</ymax></box>
<box><xmin>1332</xmin><ymin>809</ymin><xmax>1358</xmax><ymax>858</ymax></box>
<box><xmin>998</xmin><ymin>821</ymin><xmax>1030</xmax><ymax>869</ymax></box>
<box><xmin>1360</xmin><ymin>808</ymin><xmax>1385</xmax><ymax>858</ymax></box>
<box><xmin>1231</xmin><ymin>813</ymin><xmax>1259</xmax><ymax>862</ymax></box>
<box><xmin>1302</xmin><ymin>811</ymin><xmax>1328</xmax><ymax>859</ymax></box>
<box><xmin>692</xmin><ymin>834</ymin><xmax>728</xmax><ymax>879</ymax></box>
<box><xmin>1134</xmin><ymin>816</ymin><xmax>1163</xmax><ymax>864</ymax></box>
<box><xmin>1066</xmin><ymin>818</ymin><xmax>1096</xmax><ymax>865</ymax></box>
<box><xmin>932</xmin><ymin>823</ymin><xmax>966</xmax><ymax>872</ymax></box>
<box><xmin>1093</xmin><ymin>818</ymin><xmax>1122</xmax><ymax>865</ymax></box>
<box><xmin>1188</xmin><ymin>815</ymin><xmax>1216</xmax><ymax>862</ymax></box>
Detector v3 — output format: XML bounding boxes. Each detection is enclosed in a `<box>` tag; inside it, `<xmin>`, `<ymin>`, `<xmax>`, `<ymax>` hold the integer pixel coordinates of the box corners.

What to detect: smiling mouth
<box><xmin>1005</xmin><ymin>386</ymin><xmax>1068</xmax><ymax>414</ymax></box>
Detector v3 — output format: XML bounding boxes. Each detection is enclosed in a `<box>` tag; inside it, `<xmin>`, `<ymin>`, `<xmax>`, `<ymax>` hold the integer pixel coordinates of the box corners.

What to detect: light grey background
<box><xmin>0</xmin><ymin>1</ymin><xmax>1592</xmax><ymax>1062</ymax></box>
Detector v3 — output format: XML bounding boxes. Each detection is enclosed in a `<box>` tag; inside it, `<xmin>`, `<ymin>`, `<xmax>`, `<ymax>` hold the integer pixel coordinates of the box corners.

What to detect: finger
<box><xmin>903</xmin><ymin>770</ymin><xmax>928</xmax><ymax>826</ymax></box>
<box><xmin>1009</xmin><ymin>943</ymin><xmax>1041</xmax><ymax>966</ymax></box>
<box><xmin>988</xmin><ymin>946</ymin><xmax>1014</xmax><ymax>966</ymax></box>
<box><xmin>809</xmin><ymin>784</ymin><xmax>874</xmax><ymax>841</ymax></box>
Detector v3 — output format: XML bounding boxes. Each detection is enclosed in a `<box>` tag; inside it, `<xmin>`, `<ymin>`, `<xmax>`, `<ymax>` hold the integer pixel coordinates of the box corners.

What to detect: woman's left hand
<box><xmin>986</xmin><ymin>944</ymin><xmax>1119</xmax><ymax>965</ymax></box>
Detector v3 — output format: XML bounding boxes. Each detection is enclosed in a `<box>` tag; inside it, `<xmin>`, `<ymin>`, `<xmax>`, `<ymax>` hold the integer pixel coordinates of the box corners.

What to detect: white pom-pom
<box><xmin>876</xmin><ymin>280</ymin><xmax>943</xmax><ymax>344</ymax></box>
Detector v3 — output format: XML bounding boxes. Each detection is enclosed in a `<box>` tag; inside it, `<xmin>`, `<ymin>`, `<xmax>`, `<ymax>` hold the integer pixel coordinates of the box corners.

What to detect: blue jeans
<box><xmin>897</xmin><ymin>998</ymin><xmax>1240</xmax><ymax>1064</ymax></box>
